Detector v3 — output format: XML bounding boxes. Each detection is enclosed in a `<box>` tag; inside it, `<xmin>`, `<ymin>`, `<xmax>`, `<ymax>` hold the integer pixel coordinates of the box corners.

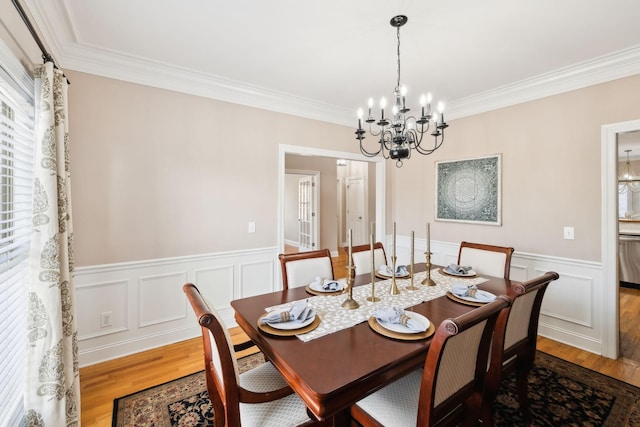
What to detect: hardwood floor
<box><xmin>81</xmin><ymin>251</ymin><xmax>640</xmax><ymax>425</ymax></box>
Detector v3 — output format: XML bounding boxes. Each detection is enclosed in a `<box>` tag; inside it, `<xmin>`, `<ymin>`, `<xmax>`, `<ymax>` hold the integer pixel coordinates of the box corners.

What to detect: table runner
<box><xmin>265</xmin><ymin>268</ymin><xmax>488</xmax><ymax>342</ymax></box>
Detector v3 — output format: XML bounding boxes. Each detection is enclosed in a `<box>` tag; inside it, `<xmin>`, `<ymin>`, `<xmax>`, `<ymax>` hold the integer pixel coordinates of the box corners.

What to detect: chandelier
<box><xmin>355</xmin><ymin>15</ymin><xmax>448</xmax><ymax>168</ymax></box>
<box><xmin>619</xmin><ymin>149</ymin><xmax>640</xmax><ymax>193</ymax></box>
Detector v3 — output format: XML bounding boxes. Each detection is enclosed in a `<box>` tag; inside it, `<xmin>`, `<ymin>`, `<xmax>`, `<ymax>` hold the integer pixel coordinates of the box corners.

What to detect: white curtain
<box><xmin>24</xmin><ymin>62</ymin><xmax>80</xmax><ymax>426</ymax></box>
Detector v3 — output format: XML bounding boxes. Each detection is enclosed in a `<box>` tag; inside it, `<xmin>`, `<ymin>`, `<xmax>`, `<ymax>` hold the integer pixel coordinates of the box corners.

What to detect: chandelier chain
<box><xmin>396</xmin><ymin>26</ymin><xmax>401</xmax><ymax>89</ymax></box>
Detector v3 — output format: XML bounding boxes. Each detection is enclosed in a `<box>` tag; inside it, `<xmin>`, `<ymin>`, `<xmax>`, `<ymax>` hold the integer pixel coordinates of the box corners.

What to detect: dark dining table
<box><xmin>230</xmin><ymin>263</ymin><xmax>514</xmax><ymax>425</ymax></box>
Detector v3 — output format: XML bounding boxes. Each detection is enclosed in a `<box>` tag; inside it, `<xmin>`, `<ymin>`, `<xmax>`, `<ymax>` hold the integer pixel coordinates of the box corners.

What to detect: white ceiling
<box><xmin>23</xmin><ymin>0</ymin><xmax>640</xmax><ymax>129</ymax></box>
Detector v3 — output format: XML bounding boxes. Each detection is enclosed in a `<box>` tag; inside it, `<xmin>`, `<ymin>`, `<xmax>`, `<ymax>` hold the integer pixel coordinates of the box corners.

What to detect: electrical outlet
<box><xmin>100</xmin><ymin>311</ymin><xmax>113</xmax><ymax>328</ymax></box>
<box><xmin>563</xmin><ymin>226</ymin><xmax>575</xmax><ymax>240</ymax></box>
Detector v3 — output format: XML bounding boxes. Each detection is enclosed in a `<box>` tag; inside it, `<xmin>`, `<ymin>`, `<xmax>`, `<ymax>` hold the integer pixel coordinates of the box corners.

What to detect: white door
<box><xmin>346</xmin><ymin>177</ymin><xmax>366</xmax><ymax>245</ymax></box>
<box><xmin>298</xmin><ymin>176</ymin><xmax>316</xmax><ymax>251</ymax></box>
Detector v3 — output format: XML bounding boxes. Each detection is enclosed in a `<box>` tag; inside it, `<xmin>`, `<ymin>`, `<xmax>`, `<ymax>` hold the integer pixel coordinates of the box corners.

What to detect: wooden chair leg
<box><xmin>515</xmin><ymin>361</ymin><xmax>533</xmax><ymax>422</ymax></box>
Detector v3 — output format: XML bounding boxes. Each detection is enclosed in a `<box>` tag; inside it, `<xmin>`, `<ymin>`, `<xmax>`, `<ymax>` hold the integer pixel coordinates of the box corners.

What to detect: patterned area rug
<box><xmin>112</xmin><ymin>351</ymin><xmax>640</xmax><ymax>426</ymax></box>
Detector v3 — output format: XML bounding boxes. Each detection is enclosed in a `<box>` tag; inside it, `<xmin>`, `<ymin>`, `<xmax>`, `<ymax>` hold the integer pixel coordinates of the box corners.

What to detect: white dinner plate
<box><xmin>444</xmin><ymin>268</ymin><xmax>477</xmax><ymax>277</ymax></box>
<box><xmin>266</xmin><ymin>308</ymin><xmax>317</xmax><ymax>330</ymax></box>
<box><xmin>376</xmin><ymin>270</ymin><xmax>410</xmax><ymax>279</ymax></box>
<box><xmin>309</xmin><ymin>278</ymin><xmax>346</xmax><ymax>293</ymax></box>
<box><xmin>451</xmin><ymin>290</ymin><xmax>496</xmax><ymax>303</ymax></box>
<box><xmin>376</xmin><ymin>311</ymin><xmax>430</xmax><ymax>334</ymax></box>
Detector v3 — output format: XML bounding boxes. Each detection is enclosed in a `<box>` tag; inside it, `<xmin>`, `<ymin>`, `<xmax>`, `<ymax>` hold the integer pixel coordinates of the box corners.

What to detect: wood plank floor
<box><xmin>81</xmin><ymin>250</ymin><xmax>640</xmax><ymax>426</ymax></box>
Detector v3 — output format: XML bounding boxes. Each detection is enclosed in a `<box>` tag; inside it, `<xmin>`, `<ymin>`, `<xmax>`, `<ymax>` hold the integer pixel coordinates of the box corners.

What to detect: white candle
<box><xmin>348</xmin><ymin>229</ymin><xmax>353</xmax><ymax>262</ymax></box>
<box><xmin>370</xmin><ymin>232</ymin><xmax>374</xmax><ymax>272</ymax></box>
<box><xmin>393</xmin><ymin>222</ymin><xmax>396</xmax><ymax>258</ymax></box>
<box><xmin>427</xmin><ymin>223</ymin><xmax>430</xmax><ymax>254</ymax></box>
<box><xmin>411</xmin><ymin>230</ymin><xmax>414</xmax><ymax>264</ymax></box>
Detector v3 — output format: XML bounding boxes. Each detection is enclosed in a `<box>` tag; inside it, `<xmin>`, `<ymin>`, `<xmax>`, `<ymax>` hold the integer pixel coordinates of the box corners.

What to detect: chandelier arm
<box><xmin>413</xmin><ymin>132</ymin><xmax>446</xmax><ymax>155</ymax></box>
<box><xmin>358</xmin><ymin>138</ymin><xmax>384</xmax><ymax>157</ymax></box>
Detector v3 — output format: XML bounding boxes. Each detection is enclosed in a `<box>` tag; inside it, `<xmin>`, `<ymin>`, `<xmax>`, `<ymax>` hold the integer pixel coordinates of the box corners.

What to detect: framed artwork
<box><xmin>435</xmin><ymin>154</ymin><xmax>502</xmax><ymax>225</ymax></box>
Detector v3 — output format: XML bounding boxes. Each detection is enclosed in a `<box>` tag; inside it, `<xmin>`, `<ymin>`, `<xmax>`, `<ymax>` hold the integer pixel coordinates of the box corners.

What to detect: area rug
<box><xmin>113</xmin><ymin>351</ymin><xmax>640</xmax><ymax>426</ymax></box>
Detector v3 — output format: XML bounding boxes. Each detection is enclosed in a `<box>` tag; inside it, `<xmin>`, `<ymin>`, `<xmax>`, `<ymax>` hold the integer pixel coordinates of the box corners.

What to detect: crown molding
<box><xmin>58</xmin><ymin>42</ymin><xmax>640</xmax><ymax>126</ymax></box>
<box><xmin>447</xmin><ymin>45</ymin><xmax>640</xmax><ymax>121</ymax></box>
<box><xmin>22</xmin><ymin>0</ymin><xmax>640</xmax><ymax>127</ymax></box>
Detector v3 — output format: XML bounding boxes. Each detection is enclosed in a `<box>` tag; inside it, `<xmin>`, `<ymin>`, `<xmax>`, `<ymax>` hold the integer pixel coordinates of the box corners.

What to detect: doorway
<box><xmin>602</xmin><ymin>119</ymin><xmax>640</xmax><ymax>359</ymax></box>
<box><xmin>278</xmin><ymin>145</ymin><xmax>386</xmax><ymax>256</ymax></box>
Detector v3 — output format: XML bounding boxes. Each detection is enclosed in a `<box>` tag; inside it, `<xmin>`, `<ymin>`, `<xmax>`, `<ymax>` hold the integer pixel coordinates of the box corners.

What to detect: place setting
<box><xmin>375</xmin><ymin>264</ymin><xmax>410</xmax><ymax>280</ymax></box>
<box><xmin>368</xmin><ymin>306</ymin><xmax>435</xmax><ymax>340</ymax></box>
<box><xmin>440</xmin><ymin>263</ymin><xmax>478</xmax><ymax>278</ymax></box>
<box><xmin>257</xmin><ymin>300</ymin><xmax>321</xmax><ymax>336</ymax></box>
<box><xmin>305</xmin><ymin>277</ymin><xmax>347</xmax><ymax>296</ymax></box>
<box><xmin>446</xmin><ymin>282</ymin><xmax>497</xmax><ymax>306</ymax></box>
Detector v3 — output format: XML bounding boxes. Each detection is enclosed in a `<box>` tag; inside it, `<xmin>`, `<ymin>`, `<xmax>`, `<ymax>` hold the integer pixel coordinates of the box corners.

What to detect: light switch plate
<box><xmin>563</xmin><ymin>226</ymin><xmax>575</xmax><ymax>240</ymax></box>
<box><xmin>248</xmin><ymin>222</ymin><xmax>256</xmax><ymax>233</ymax></box>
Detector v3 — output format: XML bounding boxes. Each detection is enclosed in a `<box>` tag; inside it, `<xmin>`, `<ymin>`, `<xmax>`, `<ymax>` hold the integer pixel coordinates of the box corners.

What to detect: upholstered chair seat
<box><xmin>184</xmin><ymin>283</ymin><xmax>321</xmax><ymax>426</ymax></box>
<box><xmin>351</xmin><ymin>296</ymin><xmax>511</xmax><ymax>427</ymax></box>
<box><xmin>482</xmin><ymin>271</ymin><xmax>560</xmax><ymax>426</ymax></box>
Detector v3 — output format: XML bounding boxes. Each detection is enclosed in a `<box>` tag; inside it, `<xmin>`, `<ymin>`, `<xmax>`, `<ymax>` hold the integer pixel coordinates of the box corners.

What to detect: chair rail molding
<box><xmin>75</xmin><ymin>239</ymin><xmax>604</xmax><ymax>366</ymax></box>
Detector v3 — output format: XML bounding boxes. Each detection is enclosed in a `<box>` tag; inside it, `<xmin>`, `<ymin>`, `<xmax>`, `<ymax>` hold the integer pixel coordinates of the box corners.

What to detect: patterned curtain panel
<box><xmin>24</xmin><ymin>62</ymin><xmax>80</xmax><ymax>426</ymax></box>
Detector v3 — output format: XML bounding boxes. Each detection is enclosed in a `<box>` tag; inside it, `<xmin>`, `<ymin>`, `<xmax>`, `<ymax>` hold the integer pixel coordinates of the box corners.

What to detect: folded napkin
<box><xmin>311</xmin><ymin>276</ymin><xmax>344</xmax><ymax>291</ymax></box>
<box><xmin>445</xmin><ymin>264</ymin><xmax>473</xmax><ymax>275</ymax></box>
<box><xmin>261</xmin><ymin>300</ymin><xmax>313</xmax><ymax>324</ymax></box>
<box><xmin>379</xmin><ymin>265</ymin><xmax>408</xmax><ymax>277</ymax></box>
<box><xmin>450</xmin><ymin>283</ymin><xmax>495</xmax><ymax>302</ymax></box>
<box><xmin>374</xmin><ymin>307</ymin><xmax>427</xmax><ymax>332</ymax></box>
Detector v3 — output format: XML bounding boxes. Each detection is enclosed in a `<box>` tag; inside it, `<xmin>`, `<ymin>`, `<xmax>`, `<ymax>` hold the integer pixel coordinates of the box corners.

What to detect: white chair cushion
<box><xmin>286</xmin><ymin>256</ymin><xmax>333</xmax><ymax>288</ymax></box>
<box><xmin>239</xmin><ymin>362</ymin><xmax>312</xmax><ymax>426</ymax></box>
<box><xmin>352</xmin><ymin>248</ymin><xmax>387</xmax><ymax>275</ymax></box>
<box><xmin>355</xmin><ymin>368</ymin><xmax>422</xmax><ymax>427</ymax></box>
<box><xmin>459</xmin><ymin>247</ymin><xmax>507</xmax><ymax>278</ymax></box>
<box><xmin>355</xmin><ymin>320</ymin><xmax>486</xmax><ymax>426</ymax></box>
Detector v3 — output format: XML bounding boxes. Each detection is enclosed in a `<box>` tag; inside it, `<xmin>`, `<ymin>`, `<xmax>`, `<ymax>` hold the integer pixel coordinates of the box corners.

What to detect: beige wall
<box><xmin>64</xmin><ymin>71</ymin><xmax>640</xmax><ymax>266</ymax></box>
<box><xmin>387</xmin><ymin>75</ymin><xmax>640</xmax><ymax>262</ymax></box>
<box><xmin>67</xmin><ymin>70</ymin><xmax>356</xmax><ymax>266</ymax></box>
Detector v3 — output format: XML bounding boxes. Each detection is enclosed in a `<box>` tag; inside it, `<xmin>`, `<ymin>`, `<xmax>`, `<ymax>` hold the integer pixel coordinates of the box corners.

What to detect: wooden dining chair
<box><xmin>347</xmin><ymin>242</ymin><xmax>388</xmax><ymax>275</ymax></box>
<box><xmin>481</xmin><ymin>271</ymin><xmax>560</xmax><ymax>426</ymax></box>
<box><xmin>278</xmin><ymin>249</ymin><xmax>334</xmax><ymax>290</ymax></box>
<box><xmin>183</xmin><ymin>283</ymin><xmax>321</xmax><ymax>426</ymax></box>
<box><xmin>350</xmin><ymin>296</ymin><xmax>511</xmax><ymax>427</ymax></box>
<box><xmin>458</xmin><ymin>241</ymin><xmax>515</xmax><ymax>279</ymax></box>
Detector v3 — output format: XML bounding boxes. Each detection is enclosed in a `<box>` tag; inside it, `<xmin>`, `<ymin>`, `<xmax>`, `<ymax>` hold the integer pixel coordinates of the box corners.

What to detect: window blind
<box><xmin>0</xmin><ymin>40</ymin><xmax>34</xmax><ymax>427</ymax></box>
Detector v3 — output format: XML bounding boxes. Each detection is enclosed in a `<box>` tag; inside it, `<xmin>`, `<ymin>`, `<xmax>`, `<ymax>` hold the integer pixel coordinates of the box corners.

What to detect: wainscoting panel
<box><xmin>193</xmin><ymin>264</ymin><xmax>235</xmax><ymax>311</ymax></box>
<box><xmin>76</xmin><ymin>280</ymin><xmax>128</xmax><ymax>340</ymax></box>
<box><xmin>138</xmin><ymin>271</ymin><xmax>189</xmax><ymax>328</ymax></box>
<box><xmin>75</xmin><ymin>240</ymin><xmax>605</xmax><ymax>366</ymax></box>
<box><xmin>239</xmin><ymin>260</ymin><xmax>276</xmax><ymax>297</ymax></box>
<box><xmin>75</xmin><ymin>247</ymin><xmax>279</xmax><ymax>367</ymax></box>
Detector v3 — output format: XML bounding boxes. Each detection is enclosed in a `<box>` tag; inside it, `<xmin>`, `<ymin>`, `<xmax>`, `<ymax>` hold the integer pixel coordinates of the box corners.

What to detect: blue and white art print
<box><xmin>435</xmin><ymin>154</ymin><xmax>502</xmax><ymax>225</ymax></box>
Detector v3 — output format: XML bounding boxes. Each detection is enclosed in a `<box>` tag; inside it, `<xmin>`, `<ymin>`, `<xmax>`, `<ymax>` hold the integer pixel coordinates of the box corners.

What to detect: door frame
<box><xmin>601</xmin><ymin>118</ymin><xmax>640</xmax><ymax>359</ymax></box>
<box><xmin>285</xmin><ymin>169</ymin><xmax>320</xmax><ymax>251</ymax></box>
<box><xmin>278</xmin><ymin>144</ymin><xmax>386</xmax><ymax>255</ymax></box>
